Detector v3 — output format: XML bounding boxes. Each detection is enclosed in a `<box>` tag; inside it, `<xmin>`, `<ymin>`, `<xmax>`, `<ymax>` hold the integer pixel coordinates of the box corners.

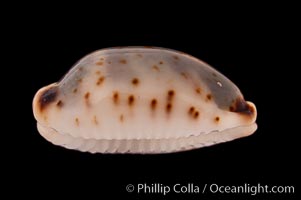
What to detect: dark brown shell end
<box><xmin>230</xmin><ymin>98</ymin><xmax>255</xmax><ymax>116</ymax></box>
<box><xmin>38</xmin><ymin>86</ymin><xmax>58</xmax><ymax>111</ymax></box>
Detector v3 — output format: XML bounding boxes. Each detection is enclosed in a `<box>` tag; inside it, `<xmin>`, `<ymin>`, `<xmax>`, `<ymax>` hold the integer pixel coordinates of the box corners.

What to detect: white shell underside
<box><xmin>38</xmin><ymin>123</ymin><xmax>257</xmax><ymax>153</ymax></box>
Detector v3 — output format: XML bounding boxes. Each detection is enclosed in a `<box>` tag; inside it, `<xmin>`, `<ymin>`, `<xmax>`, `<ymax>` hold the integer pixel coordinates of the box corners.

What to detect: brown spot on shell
<box><xmin>173</xmin><ymin>55</ymin><xmax>179</xmax><ymax>60</ymax></box>
<box><xmin>119</xmin><ymin>114</ymin><xmax>124</xmax><ymax>122</ymax></box>
<box><xmin>165</xmin><ymin>90</ymin><xmax>175</xmax><ymax>114</ymax></box>
<box><xmin>113</xmin><ymin>92</ymin><xmax>119</xmax><ymax>105</ymax></box>
<box><xmin>151</xmin><ymin>99</ymin><xmax>157</xmax><ymax>110</ymax></box>
<box><xmin>84</xmin><ymin>92</ymin><xmax>91</xmax><ymax>106</ymax></box>
<box><xmin>93</xmin><ymin>115</ymin><xmax>98</xmax><ymax>125</ymax></box>
<box><xmin>84</xmin><ymin>92</ymin><xmax>90</xmax><ymax>99</ymax></box>
<box><xmin>75</xmin><ymin>118</ymin><xmax>79</xmax><ymax>126</ymax></box>
<box><xmin>152</xmin><ymin>65</ymin><xmax>160</xmax><ymax>72</ymax></box>
<box><xmin>119</xmin><ymin>59</ymin><xmax>127</xmax><ymax>64</ymax></box>
<box><xmin>38</xmin><ymin>86</ymin><xmax>58</xmax><ymax>111</ymax></box>
<box><xmin>181</xmin><ymin>72</ymin><xmax>188</xmax><ymax>79</ymax></box>
<box><xmin>73</xmin><ymin>88</ymin><xmax>77</xmax><ymax>93</ymax></box>
<box><xmin>159</xmin><ymin>61</ymin><xmax>163</xmax><ymax>65</ymax></box>
<box><xmin>100</xmin><ymin>57</ymin><xmax>104</xmax><ymax>61</ymax></box>
<box><xmin>188</xmin><ymin>106</ymin><xmax>200</xmax><ymax>119</ymax></box>
<box><xmin>166</xmin><ymin>103</ymin><xmax>172</xmax><ymax>113</ymax></box>
<box><xmin>95</xmin><ymin>70</ymin><xmax>101</xmax><ymax>75</ymax></box>
<box><xmin>128</xmin><ymin>95</ymin><xmax>135</xmax><ymax>106</ymax></box>
<box><xmin>188</xmin><ymin>106</ymin><xmax>195</xmax><ymax>115</ymax></box>
<box><xmin>167</xmin><ymin>90</ymin><xmax>175</xmax><ymax>101</ymax></box>
<box><xmin>96</xmin><ymin>76</ymin><xmax>105</xmax><ymax>85</ymax></box>
<box><xmin>194</xmin><ymin>111</ymin><xmax>199</xmax><ymax>119</ymax></box>
<box><xmin>56</xmin><ymin>100</ymin><xmax>63</xmax><ymax>108</ymax></box>
<box><xmin>96</xmin><ymin>61</ymin><xmax>104</xmax><ymax>66</ymax></box>
<box><xmin>131</xmin><ymin>78</ymin><xmax>139</xmax><ymax>86</ymax></box>
<box><xmin>206</xmin><ymin>94</ymin><xmax>212</xmax><ymax>101</ymax></box>
<box><xmin>215</xmin><ymin>116</ymin><xmax>220</xmax><ymax>122</ymax></box>
<box><xmin>107</xmin><ymin>61</ymin><xmax>112</xmax><ymax>64</ymax></box>
<box><xmin>195</xmin><ymin>88</ymin><xmax>202</xmax><ymax>94</ymax></box>
<box><xmin>77</xmin><ymin>78</ymin><xmax>82</xmax><ymax>83</ymax></box>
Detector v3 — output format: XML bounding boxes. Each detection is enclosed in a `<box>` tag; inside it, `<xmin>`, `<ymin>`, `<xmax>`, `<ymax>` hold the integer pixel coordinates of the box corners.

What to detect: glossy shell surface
<box><xmin>33</xmin><ymin>47</ymin><xmax>257</xmax><ymax>153</ymax></box>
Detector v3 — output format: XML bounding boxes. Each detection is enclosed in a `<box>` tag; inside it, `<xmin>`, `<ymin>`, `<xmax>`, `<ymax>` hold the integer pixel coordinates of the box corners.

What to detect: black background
<box><xmin>5</xmin><ymin>3</ymin><xmax>299</xmax><ymax>199</ymax></box>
